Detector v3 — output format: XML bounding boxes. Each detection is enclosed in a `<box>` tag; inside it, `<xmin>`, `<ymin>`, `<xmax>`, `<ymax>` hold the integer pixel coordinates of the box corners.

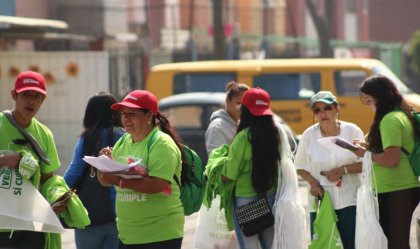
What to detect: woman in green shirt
<box><xmin>98</xmin><ymin>90</ymin><xmax>184</xmax><ymax>249</ymax></box>
<box><xmin>354</xmin><ymin>75</ymin><xmax>420</xmax><ymax>249</ymax></box>
<box><xmin>222</xmin><ymin>88</ymin><xmax>281</xmax><ymax>249</ymax></box>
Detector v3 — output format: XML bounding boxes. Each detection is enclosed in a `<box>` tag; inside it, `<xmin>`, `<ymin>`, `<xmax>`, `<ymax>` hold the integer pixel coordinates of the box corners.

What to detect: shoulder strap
<box><xmin>146</xmin><ymin>130</ymin><xmax>182</xmax><ymax>188</ymax></box>
<box><xmin>2</xmin><ymin>110</ymin><xmax>50</xmax><ymax>165</ymax></box>
<box><xmin>146</xmin><ymin>129</ymin><xmax>159</xmax><ymax>152</ymax></box>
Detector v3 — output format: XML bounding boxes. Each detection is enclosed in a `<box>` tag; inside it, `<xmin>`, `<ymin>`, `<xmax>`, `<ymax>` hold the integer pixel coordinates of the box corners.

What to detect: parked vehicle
<box><xmin>147</xmin><ymin>58</ymin><xmax>420</xmax><ymax>134</ymax></box>
<box><xmin>159</xmin><ymin>92</ymin><xmax>298</xmax><ymax>164</ymax></box>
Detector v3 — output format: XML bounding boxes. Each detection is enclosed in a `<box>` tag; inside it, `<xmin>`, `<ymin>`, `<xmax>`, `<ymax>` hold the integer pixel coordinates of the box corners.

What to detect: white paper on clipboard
<box><xmin>317</xmin><ymin>137</ymin><xmax>358</xmax><ymax>153</ymax></box>
<box><xmin>82</xmin><ymin>155</ymin><xmax>140</xmax><ymax>173</ymax></box>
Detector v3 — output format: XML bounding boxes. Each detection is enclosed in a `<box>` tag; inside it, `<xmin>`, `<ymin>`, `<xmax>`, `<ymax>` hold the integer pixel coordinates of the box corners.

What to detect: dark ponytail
<box><xmin>154</xmin><ymin>112</ymin><xmax>188</xmax><ymax>182</ymax></box>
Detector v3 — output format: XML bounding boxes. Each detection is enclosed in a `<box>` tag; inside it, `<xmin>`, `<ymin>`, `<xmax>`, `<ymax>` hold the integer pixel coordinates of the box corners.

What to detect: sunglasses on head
<box><xmin>313</xmin><ymin>105</ymin><xmax>334</xmax><ymax>114</ymax></box>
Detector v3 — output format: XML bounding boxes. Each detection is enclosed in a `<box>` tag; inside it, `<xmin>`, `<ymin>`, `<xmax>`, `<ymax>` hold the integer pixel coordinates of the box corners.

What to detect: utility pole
<box><xmin>212</xmin><ymin>0</ymin><xmax>225</xmax><ymax>59</ymax></box>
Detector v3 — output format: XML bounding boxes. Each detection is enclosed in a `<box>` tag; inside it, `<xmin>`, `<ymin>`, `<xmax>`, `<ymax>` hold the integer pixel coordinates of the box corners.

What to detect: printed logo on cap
<box><xmin>255</xmin><ymin>100</ymin><xmax>268</xmax><ymax>106</ymax></box>
<box><xmin>126</xmin><ymin>95</ymin><xmax>138</xmax><ymax>101</ymax></box>
<box><xmin>22</xmin><ymin>78</ymin><xmax>41</xmax><ymax>85</ymax></box>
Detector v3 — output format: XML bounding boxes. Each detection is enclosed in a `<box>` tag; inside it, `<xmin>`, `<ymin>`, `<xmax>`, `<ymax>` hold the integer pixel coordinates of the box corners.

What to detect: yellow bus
<box><xmin>146</xmin><ymin>58</ymin><xmax>420</xmax><ymax>134</ymax></box>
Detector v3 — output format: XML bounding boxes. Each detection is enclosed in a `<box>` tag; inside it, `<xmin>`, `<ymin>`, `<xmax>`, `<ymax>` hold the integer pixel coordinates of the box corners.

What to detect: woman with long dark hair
<box><xmin>354</xmin><ymin>75</ymin><xmax>420</xmax><ymax>249</ymax></box>
<box><xmin>222</xmin><ymin>88</ymin><xmax>280</xmax><ymax>249</ymax></box>
<box><xmin>64</xmin><ymin>92</ymin><xmax>124</xmax><ymax>249</ymax></box>
<box><xmin>97</xmin><ymin>90</ymin><xmax>184</xmax><ymax>249</ymax></box>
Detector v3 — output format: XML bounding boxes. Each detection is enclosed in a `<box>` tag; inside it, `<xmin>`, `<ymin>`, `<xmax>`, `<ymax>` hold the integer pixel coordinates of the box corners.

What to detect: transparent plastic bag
<box><xmin>355</xmin><ymin>152</ymin><xmax>387</xmax><ymax>249</ymax></box>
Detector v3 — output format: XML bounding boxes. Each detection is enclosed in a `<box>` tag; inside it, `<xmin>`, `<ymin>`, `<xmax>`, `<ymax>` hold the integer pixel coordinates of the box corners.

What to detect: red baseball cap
<box><xmin>14</xmin><ymin>71</ymin><xmax>47</xmax><ymax>95</ymax></box>
<box><xmin>241</xmin><ymin>87</ymin><xmax>273</xmax><ymax>116</ymax></box>
<box><xmin>111</xmin><ymin>90</ymin><xmax>158</xmax><ymax>115</ymax></box>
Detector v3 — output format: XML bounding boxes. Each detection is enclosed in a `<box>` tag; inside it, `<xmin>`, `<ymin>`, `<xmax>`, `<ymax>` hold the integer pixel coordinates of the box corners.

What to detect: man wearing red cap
<box><xmin>0</xmin><ymin>71</ymin><xmax>61</xmax><ymax>248</ymax></box>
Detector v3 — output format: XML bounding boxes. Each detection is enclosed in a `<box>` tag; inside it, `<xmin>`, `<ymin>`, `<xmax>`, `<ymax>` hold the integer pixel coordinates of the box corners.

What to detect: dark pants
<box><xmin>118</xmin><ymin>238</ymin><xmax>183</xmax><ymax>249</ymax></box>
<box><xmin>0</xmin><ymin>231</ymin><xmax>44</xmax><ymax>249</ymax></box>
<box><xmin>310</xmin><ymin>205</ymin><xmax>356</xmax><ymax>249</ymax></box>
<box><xmin>378</xmin><ymin>187</ymin><xmax>420</xmax><ymax>249</ymax></box>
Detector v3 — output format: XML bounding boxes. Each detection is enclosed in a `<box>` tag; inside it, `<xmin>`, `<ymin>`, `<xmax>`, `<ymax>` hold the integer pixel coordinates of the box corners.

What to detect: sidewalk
<box><xmin>63</xmin><ymin>185</ymin><xmax>420</xmax><ymax>249</ymax></box>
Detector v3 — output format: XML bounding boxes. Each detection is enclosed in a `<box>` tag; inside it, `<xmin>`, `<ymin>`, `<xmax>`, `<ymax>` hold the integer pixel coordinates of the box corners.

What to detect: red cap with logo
<box><xmin>111</xmin><ymin>90</ymin><xmax>158</xmax><ymax>115</ymax></box>
<box><xmin>241</xmin><ymin>87</ymin><xmax>273</xmax><ymax>116</ymax></box>
<box><xmin>14</xmin><ymin>71</ymin><xmax>47</xmax><ymax>95</ymax></box>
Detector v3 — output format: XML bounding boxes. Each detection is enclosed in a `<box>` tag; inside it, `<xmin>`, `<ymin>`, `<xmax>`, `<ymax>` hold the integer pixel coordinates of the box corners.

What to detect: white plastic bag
<box><xmin>355</xmin><ymin>151</ymin><xmax>387</xmax><ymax>249</ymax></box>
<box><xmin>271</xmin><ymin>124</ymin><xmax>307</xmax><ymax>249</ymax></box>
<box><xmin>0</xmin><ymin>165</ymin><xmax>64</xmax><ymax>233</ymax></box>
<box><xmin>193</xmin><ymin>196</ymin><xmax>239</xmax><ymax>249</ymax></box>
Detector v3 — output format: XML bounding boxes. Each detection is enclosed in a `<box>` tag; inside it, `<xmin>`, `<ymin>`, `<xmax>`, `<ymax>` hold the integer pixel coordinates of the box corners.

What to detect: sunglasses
<box><xmin>313</xmin><ymin>105</ymin><xmax>334</xmax><ymax>114</ymax></box>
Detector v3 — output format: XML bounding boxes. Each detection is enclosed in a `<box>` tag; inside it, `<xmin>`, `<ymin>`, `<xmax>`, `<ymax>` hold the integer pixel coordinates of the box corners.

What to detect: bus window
<box><xmin>162</xmin><ymin>105</ymin><xmax>202</xmax><ymax>128</ymax></box>
<box><xmin>174</xmin><ymin>73</ymin><xmax>236</xmax><ymax>94</ymax></box>
<box><xmin>254</xmin><ymin>73</ymin><xmax>321</xmax><ymax>100</ymax></box>
<box><xmin>334</xmin><ymin>70</ymin><xmax>368</xmax><ymax>96</ymax></box>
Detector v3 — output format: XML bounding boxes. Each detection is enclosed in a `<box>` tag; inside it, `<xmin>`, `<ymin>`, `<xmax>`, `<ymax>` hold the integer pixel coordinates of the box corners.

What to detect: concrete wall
<box><xmin>0</xmin><ymin>51</ymin><xmax>109</xmax><ymax>174</ymax></box>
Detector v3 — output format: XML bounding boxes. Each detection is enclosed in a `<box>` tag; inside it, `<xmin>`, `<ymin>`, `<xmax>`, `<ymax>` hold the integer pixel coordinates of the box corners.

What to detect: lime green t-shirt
<box><xmin>111</xmin><ymin>127</ymin><xmax>184</xmax><ymax>245</ymax></box>
<box><xmin>374</xmin><ymin>110</ymin><xmax>420</xmax><ymax>193</ymax></box>
<box><xmin>0</xmin><ymin>113</ymin><xmax>60</xmax><ymax>176</ymax></box>
<box><xmin>223</xmin><ymin>128</ymin><xmax>279</xmax><ymax>197</ymax></box>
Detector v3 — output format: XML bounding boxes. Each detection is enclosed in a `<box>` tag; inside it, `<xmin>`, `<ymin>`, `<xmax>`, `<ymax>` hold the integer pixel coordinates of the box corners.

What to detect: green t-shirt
<box><xmin>0</xmin><ymin>113</ymin><xmax>60</xmax><ymax>176</ymax></box>
<box><xmin>111</xmin><ymin>126</ymin><xmax>184</xmax><ymax>244</ymax></box>
<box><xmin>223</xmin><ymin>128</ymin><xmax>278</xmax><ymax>197</ymax></box>
<box><xmin>374</xmin><ymin>110</ymin><xmax>420</xmax><ymax>193</ymax></box>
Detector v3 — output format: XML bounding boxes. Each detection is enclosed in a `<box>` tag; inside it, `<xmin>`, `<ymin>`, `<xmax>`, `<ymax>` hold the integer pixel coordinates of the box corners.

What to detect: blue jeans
<box><xmin>310</xmin><ymin>205</ymin><xmax>356</xmax><ymax>249</ymax></box>
<box><xmin>232</xmin><ymin>193</ymin><xmax>275</xmax><ymax>249</ymax></box>
<box><xmin>75</xmin><ymin>221</ymin><xmax>118</xmax><ymax>249</ymax></box>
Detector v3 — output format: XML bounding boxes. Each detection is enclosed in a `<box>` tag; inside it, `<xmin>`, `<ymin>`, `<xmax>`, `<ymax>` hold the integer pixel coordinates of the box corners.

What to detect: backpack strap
<box><xmin>2</xmin><ymin>110</ymin><xmax>50</xmax><ymax>165</ymax></box>
<box><xmin>146</xmin><ymin>129</ymin><xmax>181</xmax><ymax>188</ymax></box>
<box><xmin>401</xmin><ymin>147</ymin><xmax>409</xmax><ymax>155</ymax></box>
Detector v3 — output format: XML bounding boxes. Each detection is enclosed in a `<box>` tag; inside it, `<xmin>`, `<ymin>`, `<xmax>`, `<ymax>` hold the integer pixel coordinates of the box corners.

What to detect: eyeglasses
<box><xmin>313</xmin><ymin>105</ymin><xmax>334</xmax><ymax>114</ymax></box>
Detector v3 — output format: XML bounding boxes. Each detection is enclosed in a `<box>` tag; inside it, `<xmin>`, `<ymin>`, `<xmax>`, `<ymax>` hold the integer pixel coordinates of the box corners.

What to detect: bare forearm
<box><xmin>297</xmin><ymin>169</ymin><xmax>318</xmax><ymax>186</ymax></box>
<box><xmin>371</xmin><ymin>146</ymin><xmax>401</xmax><ymax>167</ymax></box>
<box><xmin>346</xmin><ymin>162</ymin><xmax>362</xmax><ymax>174</ymax></box>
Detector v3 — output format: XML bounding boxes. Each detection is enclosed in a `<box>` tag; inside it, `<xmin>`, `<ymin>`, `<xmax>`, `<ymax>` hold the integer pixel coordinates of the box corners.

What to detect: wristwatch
<box><xmin>343</xmin><ymin>166</ymin><xmax>349</xmax><ymax>175</ymax></box>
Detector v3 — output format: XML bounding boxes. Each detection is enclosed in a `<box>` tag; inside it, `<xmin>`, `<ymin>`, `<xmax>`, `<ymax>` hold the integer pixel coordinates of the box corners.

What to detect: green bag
<box><xmin>401</xmin><ymin>111</ymin><xmax>420</xmax><ymax>176</ymax></box>
<box><xmin>309</xmin><ymin>192</ymin><xmax>343</xmax><ymax>249</ymax></box>
<box><xmin>147</xmin><ymin>130</ymin><xmax>205</xmax><ymax>216</ymax></box>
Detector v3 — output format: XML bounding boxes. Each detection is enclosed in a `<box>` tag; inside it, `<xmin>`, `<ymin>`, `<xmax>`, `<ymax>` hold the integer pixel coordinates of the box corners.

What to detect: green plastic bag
<box><xmin>309</xmin><ymin>192</ymin><xmax>343</xmax><ymax>249</ymax></box>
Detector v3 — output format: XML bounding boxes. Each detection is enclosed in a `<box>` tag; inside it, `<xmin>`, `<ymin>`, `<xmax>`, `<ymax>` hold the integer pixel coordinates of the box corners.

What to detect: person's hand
<box><xmin>99</xmin><ymin>146</ymin><xmax>113</xmax><ymax>159</ymax></box>
<box><xmin>97</xmin><ymin>170</ymin><xmax>117</xmax><ymax>187</ymax></box>
<box><xmin>353</xmin><ymin>147</ymin><xmax>366</xmax><ymax>158</ymax></box>
<box><xmin>322</xmin><ymin>167</ymin><xmax>344</xmax><ymax>182</ymax></box>
<box><xmin>50</xmin><ymin>190</ymin><xmax>74</xmax><ymax>214</ymax></box>
<box><xmin>309</xmin><ymin>181</ymin><xmax>324</xmax><ymax>199</ymax></box>
<box><xmin>353</xmin><ymin>139</ymin><xmax>367</xmax><ymax>148</ymax></box>
<box><xmin>1</xmin><ymin>153</ymin><xmax>22</xmax><ymax>169</ymax></box>
<box><xmin>353</xmin><ymin>140</ymin><xmax>366</xmax><ymax>158</ymax></box>
<box><xmin>51</xmin><ymin>199</ymin><xmax>68</xmax><ymax>214</ymax></box>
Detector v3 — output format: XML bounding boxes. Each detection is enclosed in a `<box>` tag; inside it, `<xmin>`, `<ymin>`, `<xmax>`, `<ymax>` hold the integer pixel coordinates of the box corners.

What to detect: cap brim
<box><xmin>311</xmin><ymin>99</ymin><xmax>335</xmax><ymax>107</ymax></box>
<box><xmin>249</xmin><ymin>108</ymin><xmax>274</xmax><ymax>116</ymax></box>
<box><xmin>111</xmin><ymin>102</ymin><xmax>142</xmax><ymax>110</ymax></box>
<box><xmin>15</xmin><ymin>87</ymin><xmax>46</xmax><ymax>95</ymax></box>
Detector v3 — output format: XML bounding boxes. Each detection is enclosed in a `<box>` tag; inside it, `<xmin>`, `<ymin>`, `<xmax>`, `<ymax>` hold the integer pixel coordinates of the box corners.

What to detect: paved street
<box><xmin>62</xmin><ymin>185</ymin><xmax>419</xmax><ymax>249</ymax></box>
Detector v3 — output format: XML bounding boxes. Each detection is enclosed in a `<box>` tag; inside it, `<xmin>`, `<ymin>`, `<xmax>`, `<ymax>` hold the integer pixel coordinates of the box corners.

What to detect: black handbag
<box><xmin>235</xmin><ymin>196</ymin><xmax>275</xmax><ymax>237</ymax></box>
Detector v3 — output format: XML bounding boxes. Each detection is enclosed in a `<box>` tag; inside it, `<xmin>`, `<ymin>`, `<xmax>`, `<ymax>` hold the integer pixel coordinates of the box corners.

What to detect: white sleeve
<box><xmin>294</xmin><ymin>131</ymin><xmax>312</xmax><ymax>171</ymax></box>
